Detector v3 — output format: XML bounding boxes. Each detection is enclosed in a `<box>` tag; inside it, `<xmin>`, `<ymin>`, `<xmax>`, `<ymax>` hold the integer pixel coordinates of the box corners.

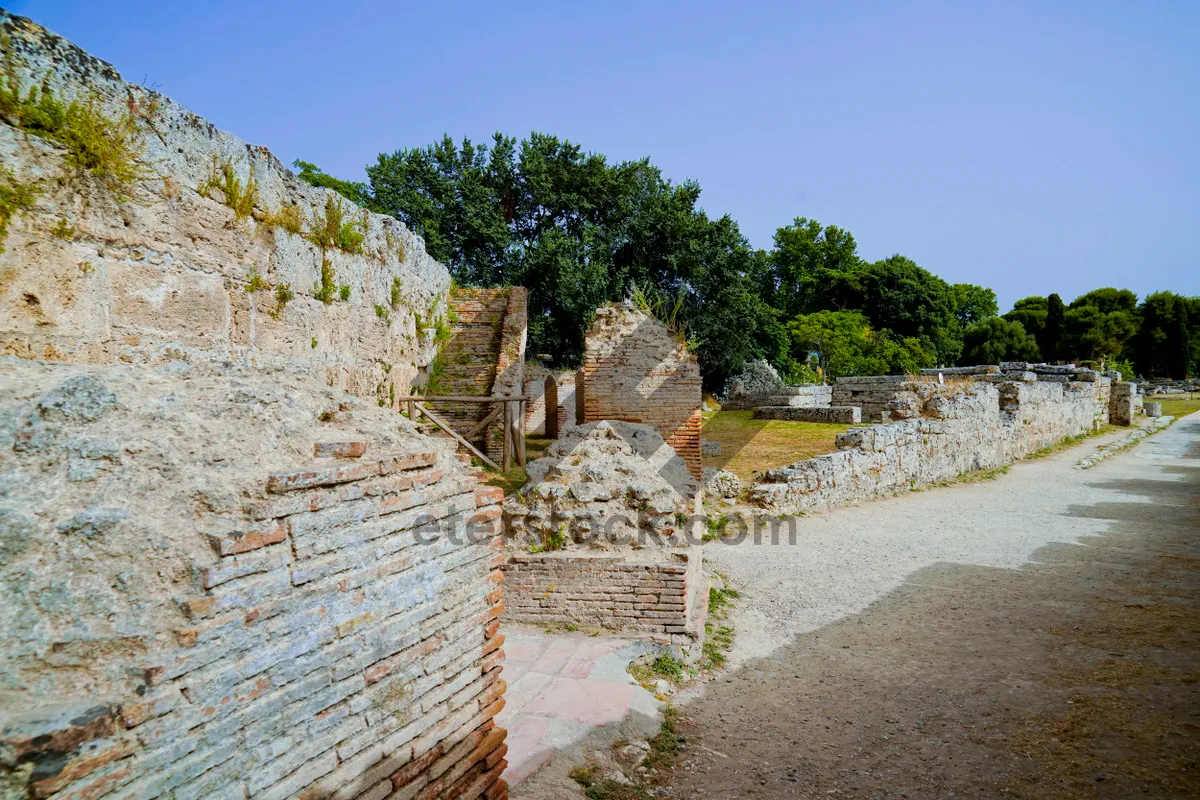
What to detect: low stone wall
<box><xmin>501</xmin><ymin>550</ymin><xmax>706</xmax><ymax>654</ymax></box>
<box><xmin>752</xmin><ymin>405</ymin><xmax>861</xmax><ymax>423</ymax></box>
<box><xmin>724</xmin><ymin>384</ymin><xmax>832</xmax><ymax>412</ymax></box>
<box><xmin>830</xmin><ymin>376</ymin><xmax>910</xmax><ymax>422</ymax></box>
<box><xmin>750</xmin><ymin>374</ymin><xmax>1114</xmax><ymax>515</ymax></box>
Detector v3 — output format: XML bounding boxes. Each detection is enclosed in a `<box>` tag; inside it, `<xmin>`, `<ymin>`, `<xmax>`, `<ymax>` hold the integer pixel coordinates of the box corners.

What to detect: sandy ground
<box><xmin>660</xmin><ymin>413</ymin><xmax>1200</xmax><ymax>798</ymax></box>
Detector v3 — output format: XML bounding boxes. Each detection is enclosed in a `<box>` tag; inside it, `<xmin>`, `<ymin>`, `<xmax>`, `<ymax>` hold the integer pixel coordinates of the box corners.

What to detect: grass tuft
<box><xmin>0</xmin><ymin>166</ymin><xmax>39</xmax><ymax>252</ymax></box>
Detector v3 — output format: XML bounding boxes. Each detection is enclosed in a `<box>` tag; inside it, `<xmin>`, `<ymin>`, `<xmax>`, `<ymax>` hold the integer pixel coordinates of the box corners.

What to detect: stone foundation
<box><xmin>752</xmin><ymin>405</ymin><xmax>861</xmax><ymax>423</ymax></box>
<box><xmin>725</xmin><ymin>384</ymin><xmax>832</xmax><ymax>412</ymax></box>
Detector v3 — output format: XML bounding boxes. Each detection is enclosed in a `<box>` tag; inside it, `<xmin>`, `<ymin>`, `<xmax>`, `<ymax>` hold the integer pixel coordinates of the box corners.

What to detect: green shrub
<box><xmin>338</xmin><ymin>283</ymin><xmax>351</xmax><ymax>301</ymax></box>
<box><xmin>307</xmin><ymin>194</ymin><xmax>364</xmax><ymax>254</ymax></box>
<box><xmin>200</xmin><ymin>155</ymin><xmax>258</xmax><ymax>221</ymax></box>
<box><xmin>314</xmin><ymin>258</ymin><xmax>336</xmax><ymax>304</ymax></box>
<box><xmin>374</xmin><ymin>304</ymin><xmax>390</xmax><ymax>322</ymax></box>
<box><xmin>245</xmin><ymin>269</ymin><xmax>265</xmax><ymax>293</ymax></box>
<box><xmin>271</xmin><ymin>282</ymin><xmax>294</xmax><ymax>318</ymax></box>
<box><xmin>0</xmin><ymin>167</ymin><xmax>39</xmax><ymax>252</ymax></box>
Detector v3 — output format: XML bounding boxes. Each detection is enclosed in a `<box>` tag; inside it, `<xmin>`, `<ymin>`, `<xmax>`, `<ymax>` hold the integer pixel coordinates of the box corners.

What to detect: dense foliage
<box><xmin>296</xmin><ymin>135</ymin><xmax>1196</xmax><ymax>385</ymax></box>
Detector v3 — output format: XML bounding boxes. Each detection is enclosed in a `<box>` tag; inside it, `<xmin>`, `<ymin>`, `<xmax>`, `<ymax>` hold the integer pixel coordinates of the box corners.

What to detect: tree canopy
<box><xmin>296</xmin><ymin>136</ymin><xmax>1197</xmax><ymax>384</ymax></box>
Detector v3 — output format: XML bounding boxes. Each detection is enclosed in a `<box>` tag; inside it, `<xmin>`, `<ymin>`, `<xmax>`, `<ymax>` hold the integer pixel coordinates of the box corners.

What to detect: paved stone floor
<box><xmin>497</xmin><ymin>628</ymin><xmax>663</xmax><ymax>793</ymax></box>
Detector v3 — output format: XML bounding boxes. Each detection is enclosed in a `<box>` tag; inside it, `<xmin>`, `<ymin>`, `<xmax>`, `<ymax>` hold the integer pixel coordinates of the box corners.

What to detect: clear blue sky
<box><xmin>12</xmin><ymin>0</ymin><xmax>1198</xmax><ymax>311</ymax></box>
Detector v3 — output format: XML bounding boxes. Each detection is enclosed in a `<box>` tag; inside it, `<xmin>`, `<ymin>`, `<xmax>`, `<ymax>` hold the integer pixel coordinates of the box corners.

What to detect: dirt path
<box><xmin>663</xmin><ymin>415</ymin><xmax>1200</xmax><ymax>799</ymax></box>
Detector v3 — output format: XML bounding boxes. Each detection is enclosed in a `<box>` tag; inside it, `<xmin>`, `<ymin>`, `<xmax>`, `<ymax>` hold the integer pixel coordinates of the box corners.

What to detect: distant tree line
<box><xmin>296</xmin><ymin>135</ymin><xmax>1196</xmax><ymax>388</ymax></box>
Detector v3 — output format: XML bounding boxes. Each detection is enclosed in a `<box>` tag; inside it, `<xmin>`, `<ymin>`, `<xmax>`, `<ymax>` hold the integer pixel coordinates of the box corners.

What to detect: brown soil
<box><xmin>662</xmin><ymin>461</ymin><xmax>1200</xmax><ymax>798</ymax></box>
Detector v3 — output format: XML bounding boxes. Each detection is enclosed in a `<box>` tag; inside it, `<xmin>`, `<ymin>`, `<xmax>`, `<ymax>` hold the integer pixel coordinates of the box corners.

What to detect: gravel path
<box><xmin>703</xmin><ymin>417</ymin><xmax>1188</xmax><ymax>671</ymax></box>
<box><xmin>658</xmin><ymin>412</ymin><xmax>1200</xmax><ymax>799</ymax></box>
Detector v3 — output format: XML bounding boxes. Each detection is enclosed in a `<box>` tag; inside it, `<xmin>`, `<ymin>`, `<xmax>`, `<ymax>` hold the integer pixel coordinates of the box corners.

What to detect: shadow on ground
<box><xmin>658</xmin><ymin>440</ymin><xmax>1200</xmax><ymax>799</ymax></box>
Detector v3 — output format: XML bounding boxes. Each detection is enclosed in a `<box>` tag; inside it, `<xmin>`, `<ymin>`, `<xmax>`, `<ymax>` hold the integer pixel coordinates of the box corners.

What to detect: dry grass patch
<box><xmin>1157</xmin><ymin>392</ymin><xmax>1200</xmax><ymax>418</ymax></box>
<box><xmin>702</xmin><ymin>410</ymin><xmax>850</xmax><ymax>480</ymax></box>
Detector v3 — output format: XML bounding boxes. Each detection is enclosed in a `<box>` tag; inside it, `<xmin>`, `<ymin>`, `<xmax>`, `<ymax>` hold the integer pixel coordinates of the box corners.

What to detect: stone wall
<box><xmin>750</xmin><ymin>374</ymin><xmax>1114</xmax><ymax>515</ymax></box>
<box><xmin>753</xmin><ymin>405</ymin><xmax>861</xmax><ymax>423</ymax></box>
<box><xmin>578</xmin><ymin>303</ymin><xmax>702</xmax><ymax>480</ymax></box>
<box><xmin>0</xmin><ymin>12</ymin><xmax>449</xmax><ymax>407</ymax></box>
<box><xmin>830</xmin><ymin>376</ymin><xmax>911</xmax><ymax>422</ymax></box>
<box><xmin>0</xmin><ymin>361</ymin><xmax>509</xmax><ymax>800</ymax></box>
<box><xmin>501</xmin><ymin>551</ymin><xmax>706</xmax><ymax>654</ymax></box>
<box><xmin>724</xmin><ymin>384</ymin><xmax>833</xmax><ymax>412</ymax></box>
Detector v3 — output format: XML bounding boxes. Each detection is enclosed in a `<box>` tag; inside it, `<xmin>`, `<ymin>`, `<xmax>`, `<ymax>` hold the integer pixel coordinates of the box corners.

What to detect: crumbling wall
<box><xmin>0</xmin><ymin>12</ymin><xmax>449</xmax><ymax>407</ymax></box>
<box><xmin>830</xmin><ymin>376</ymin><xmax>911</xmax><ymax>422</ymax></box>
<box><xmin>1002</xmin><ymin>378</ymin><xmax>1112</xmax><ymax>457</ymax></box>
<box><xmin>578</xmin><ymin>303</ymin><xmax>702</xmax><ymax>480</ymax></box>
<box><xmin>750</xmin><ymin>373</ymin><xmax>1116</xmax><ymax>515</ymax></box>
<box><xmin>0</xmin><ymin>361</ymin><xmax>509</xmax><ymax>800</ymax></box>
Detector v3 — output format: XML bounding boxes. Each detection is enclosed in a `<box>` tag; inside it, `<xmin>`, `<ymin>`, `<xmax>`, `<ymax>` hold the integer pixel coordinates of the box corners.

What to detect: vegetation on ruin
<box><xmin>1</xmin><ymin>48</ymin><xmax>152</xmax><ymax>200</ymax></box>
<box><xmin>49</xmin><ymin>217</ymin><xmax>75</xmax><ymax>239</ymax></box>
<box><xmin>702</xmin><ymin>585</ymin><xmax>739</xmax><ymax>670</ymax></box>
<box><xmin>264</xmin><ymin>202</ymin><xmax>304</xmax><ymax>235</ymax></box>
<box><xmin>271</xmin><ymin>282</ymin><xmax>294</xmax><ymax>318</ymax></box>
<box><xmin>0</xmin><ymin>166</ymin><xmax>39</xmax><ymax>252</ymax></box>
<box><xmin>700</xmin><ymin>409</ymin><xmax>850</xmax><ymax>480</ymax></box>
<box><xmin>306</xmin><ymin>194</ymin><xmax>364</xmax><ymax>255</ymax></box>
<box><xmin>200</xmin><ymin>155</ymin><xmax>259</xmax><ymax>221</ymax></box>
<box><xmin>245</xmin><ymin>269</ymin><xmax>265</xmax><ymax>293</ymax></box>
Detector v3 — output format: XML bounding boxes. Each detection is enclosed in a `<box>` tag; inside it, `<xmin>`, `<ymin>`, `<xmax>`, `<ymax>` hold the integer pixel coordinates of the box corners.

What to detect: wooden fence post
<box><xmin>502</xmin><ymin>398</ymin><xmax>512</xmax><ymax>472</ymax></box>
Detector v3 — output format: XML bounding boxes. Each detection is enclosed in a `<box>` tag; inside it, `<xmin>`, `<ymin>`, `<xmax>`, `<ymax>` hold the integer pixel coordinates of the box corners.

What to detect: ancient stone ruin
<box><xmin>500</xmin><ymin>305</ymin><xmax>708</xmax><ymax>657</ymax></box>
<box><xmin>576</xmin><ymin>302</ymin><xmax>703</xmax><ymax>481</ymax></box>
<box><xmin>0</xmin><ymin>14</ymin><xmax>510</xmax><ymax>800</ymax></box>
<box><xmin>748</xmin><ymin>363</ymin><xmax>1137</xmax><ymax>515</ymax></box>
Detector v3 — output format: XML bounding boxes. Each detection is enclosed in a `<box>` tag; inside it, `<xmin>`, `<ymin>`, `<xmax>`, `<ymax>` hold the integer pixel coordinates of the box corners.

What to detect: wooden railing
<box><xmin>400</xmin><ymin>394</ymin><xmax>530</xmax><ymax>472</ymax></box>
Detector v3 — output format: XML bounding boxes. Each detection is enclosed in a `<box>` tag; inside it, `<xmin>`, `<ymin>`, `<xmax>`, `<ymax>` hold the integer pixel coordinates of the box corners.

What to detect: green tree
<box><xmin>763</xmin><ymin>218</ymin><xmax>861</xmax><ymax>318</ymax></box>
<box><xmin>831</xmin><ymin>255</ymin><xmax>961</xmax><ymax>365</ymax></box>
<box><xmin>1043</xmin><ymin>292</ymin><xmax>1064</xmax><ymax>362</ymax></box>
<box><xmin>951</xmin><ymin>283</ymin><xmax>998</xmax><ymax>327</ymax></box>
<box><xmin>789</xmin><ymin>310</ymin><xmax>935</xmax><ymax>379</ymax></box>
<box><xmin>1002</xmin><ymin>296</ymin><xmax>1048</xmax><ymax>353</ymax></box>
<box><xmin>367</xmin><ymin>131</ymin><xmax>776</xmax><ymax>389</ymax></box>
<box><xmin>292</xmin><ymin>160</ymin><xmax>371</xmax><ymax>207</ymax></box>
<box><xmin>1063</xmin><ymin>288</ymin><xmax>1139</xmax><ymax>361</ymax></box>
<box><xmin>960</xmin><ymin>317</ymin><xmax>1040</xmax><ymax>365</ymax></box>
<box><xmin>1135</xmin><ymin>292</ymin><xmax>1193</xmax><ymax>379</ymax></box>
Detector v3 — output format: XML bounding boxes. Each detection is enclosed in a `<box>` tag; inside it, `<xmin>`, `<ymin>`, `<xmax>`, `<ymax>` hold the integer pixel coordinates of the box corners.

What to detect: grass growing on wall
<box><xmin>1</xmin><ymin>43</ymin><xmax>153</xmax><ymax>199</ymax></box>
<box><xmin>0</xmin><ymin>166</ymin><xmax>39</xmax><ymax>252</ymax></box>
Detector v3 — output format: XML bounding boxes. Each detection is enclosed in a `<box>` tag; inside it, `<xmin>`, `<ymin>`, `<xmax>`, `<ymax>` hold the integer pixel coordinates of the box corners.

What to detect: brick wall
<box><xmin>578</xmin><ymin>303</ymin><xmax>703</xmax><ymax>480</ymax></box>
<box><xmin>501</xmin><ymin>551</ymin><xmax>706</xmax><ymax>646</ymax></box>
<box><xmin>0</xmin><ymin>365</ymin><xmax>511</xmax><ymax>800</ymax></box>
